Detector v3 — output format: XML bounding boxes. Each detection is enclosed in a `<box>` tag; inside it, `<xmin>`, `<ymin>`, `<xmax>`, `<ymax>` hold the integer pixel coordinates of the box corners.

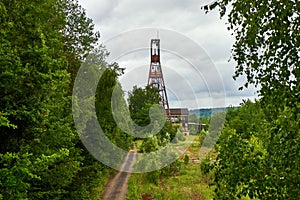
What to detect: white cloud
<box><xmin>78</xmin><ymin>0</ymin><xmax>258</xmax><ymax>108</ymax></box>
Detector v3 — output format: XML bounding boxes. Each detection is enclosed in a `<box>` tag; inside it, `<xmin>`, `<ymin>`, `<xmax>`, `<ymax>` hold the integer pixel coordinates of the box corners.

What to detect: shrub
<box><xmin>184</xmin><ymin>154</ymin><xmax>189</xmax><ymax>165</ymax></box>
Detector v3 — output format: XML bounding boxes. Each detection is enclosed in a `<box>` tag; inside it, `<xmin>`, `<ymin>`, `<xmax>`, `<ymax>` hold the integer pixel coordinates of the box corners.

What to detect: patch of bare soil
<box><xmin>140</xmin><ymin>193</ymin><xmax>154</xmax><ymax>200</ymax></box>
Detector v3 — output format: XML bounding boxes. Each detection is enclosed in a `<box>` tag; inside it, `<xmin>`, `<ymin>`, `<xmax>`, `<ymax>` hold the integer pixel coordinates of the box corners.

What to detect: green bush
<box><xmin>200</xmin><ymin>156</ymin><xmax>212</xmax><ymax>175</ymax></box>
<box><xmin>184</xmin><ymin>154</ymin><xmax>189</xmax><ymax>165</ymax></box>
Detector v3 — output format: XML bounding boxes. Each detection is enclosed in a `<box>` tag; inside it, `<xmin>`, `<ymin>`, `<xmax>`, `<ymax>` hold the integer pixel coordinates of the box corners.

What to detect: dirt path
<box><xmin>101</xmin><ymin>150</ymin><xmax>137</xmax><ymax>200</ymax></box>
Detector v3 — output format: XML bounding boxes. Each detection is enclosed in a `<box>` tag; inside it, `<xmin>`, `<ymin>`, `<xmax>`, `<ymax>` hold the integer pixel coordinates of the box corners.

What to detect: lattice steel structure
<box><xmin>147</xmin><ymin>39</ymin><xmax>171</xmax><ymax>118</ymax></box>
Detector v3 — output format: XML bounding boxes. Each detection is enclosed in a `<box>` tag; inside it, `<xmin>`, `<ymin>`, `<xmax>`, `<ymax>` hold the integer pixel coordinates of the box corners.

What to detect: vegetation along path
<box><xmin>101</xmin><ymin>149</ymin><xmax>137</xmax><ymax>200</ymax></box>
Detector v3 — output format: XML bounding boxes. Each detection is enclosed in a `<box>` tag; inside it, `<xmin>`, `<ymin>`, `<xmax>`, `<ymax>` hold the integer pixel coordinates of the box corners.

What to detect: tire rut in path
<box><xmin>101</xmin><ymin>151</ymin><xmax>137</xmax><ymax>200</ymax></box>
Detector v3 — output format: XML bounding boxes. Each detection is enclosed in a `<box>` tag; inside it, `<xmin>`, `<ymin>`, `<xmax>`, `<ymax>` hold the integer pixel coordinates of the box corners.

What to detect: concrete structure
<box><xmin>169</xmin><ymin>108</ymin><xmax>189</xmax><ymax>134</ymax></box>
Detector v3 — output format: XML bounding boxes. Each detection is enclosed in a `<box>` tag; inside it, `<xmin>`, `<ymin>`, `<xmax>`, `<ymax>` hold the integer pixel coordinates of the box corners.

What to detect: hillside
<box><xmin>189</xmin><ymin>107</ymin><xmax>237</xmax><ymax>118</ymax></box>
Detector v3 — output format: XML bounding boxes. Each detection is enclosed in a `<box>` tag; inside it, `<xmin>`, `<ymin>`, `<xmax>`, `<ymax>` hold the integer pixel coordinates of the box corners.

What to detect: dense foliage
<box><xmin>128</xmin><ymin>85</ymin><xmax>179</xmax><ymax>150</ymax></box>
<box><xmin>95</xmin><ymin>63</ymin><xmax>133</xmax><ymax>151</ymax></box>
<box><xmin>127</xmin><ymin>85</ymin><xmax>184</xmax><ymax>183</ymax></box>
<box><xmin>128</xmin><ymin>85</ymin><xmax>161</xmax><ymax>127</ymax></box>
<box><xmin>0</xmin><ymin>0</ymin><xmax>128</xmax><ymax>199</ymax></box>
<box><xmin>203</xmin><ymin>0</ymin><xmax>300</xmax><ymax>199</ymax></box>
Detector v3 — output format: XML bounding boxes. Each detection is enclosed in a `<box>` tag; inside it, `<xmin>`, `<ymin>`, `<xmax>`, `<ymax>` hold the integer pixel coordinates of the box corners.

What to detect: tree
<box><xmin>202</xmin><ymin>112</ymin><xmax>225</xmax><ymax>148</ymax></box>
<box><xmin>204</xmin><ymin>1</ymin><xmax>300</xmax><ymax>199</ymax></box>
<box><xmin>59</xmin><ymin>0</ymin><xmax>100</xmax><ymax>90</ymax></box>
<box><xmin>0</xmin><ymin>1</ymin><xmax>81</xmax><ymax>198</ymax></box>
<box><xmin>95</xmin><ymin>62</ymin><xmax>133</xmax><ymax>151</ymax></box>
<box><xmin>212</xmin><ymin>101</ymin><xmax>267</xmax><ymax>199</ymax></box>
<box><xmin>128</xmin><ymin>85</ymin><xmax>161</xmax><ymax>127</ymax></box>
<box><xmin>188</xmin><ymin>114</ymin><xmax>199</xmax><ymax>123</ymax></box>
<box><xmin>204</xmin><ymin>0</ymin><xmax>299</xmax><ymax>112</ymax></box>
<box><xmin>0</xmin><ymin>0</ymin><xmax>110</xmax><ymax>199</ymax></box>
<box><xmin>127</xmin><ymin>85</ymin><xmax>178</xmax><ymax>147</ymax></box>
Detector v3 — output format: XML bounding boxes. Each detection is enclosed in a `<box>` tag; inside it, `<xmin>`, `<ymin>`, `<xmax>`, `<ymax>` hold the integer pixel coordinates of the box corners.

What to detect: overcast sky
<box><xmin>78</xmin><ymin>0</ymin><xmax>258</xmax><ymax>109</ymax></box>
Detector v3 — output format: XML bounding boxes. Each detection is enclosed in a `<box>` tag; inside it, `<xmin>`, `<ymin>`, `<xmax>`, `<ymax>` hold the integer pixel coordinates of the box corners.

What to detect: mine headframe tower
<box><xmin>147</xmin><ymin>39</ymin><xmax>171</xmax><ymax>119</ymax></box>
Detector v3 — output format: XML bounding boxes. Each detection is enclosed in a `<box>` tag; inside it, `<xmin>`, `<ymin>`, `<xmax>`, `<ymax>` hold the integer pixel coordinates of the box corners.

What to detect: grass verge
<box><xmin>127</xmin><ymin>136</ymin><xmax>214</xmax><ymax>200</ymax></box>
<box><xmin>127</xmin><ymin>163</ymin><xmax>214</xmax><ymax>200</ymax></box>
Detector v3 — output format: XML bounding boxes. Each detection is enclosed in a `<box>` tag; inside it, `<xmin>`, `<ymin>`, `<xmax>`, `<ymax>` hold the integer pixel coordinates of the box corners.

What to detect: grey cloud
<box><xmin>80</xmin><ymin>0</ymin><xmax>121</xmax><ymax>23</ymax></box>
<box><xmin>78</xmin><ymin>0</ymin><xmax>257</xmax><ymax>108</ymax></box>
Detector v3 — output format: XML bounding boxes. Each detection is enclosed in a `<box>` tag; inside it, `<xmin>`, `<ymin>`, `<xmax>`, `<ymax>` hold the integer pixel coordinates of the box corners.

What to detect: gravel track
<box><xmin>101</xmin><ymin>151</ymin><xmax>137</xmax><ymax>200</ymax></box>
